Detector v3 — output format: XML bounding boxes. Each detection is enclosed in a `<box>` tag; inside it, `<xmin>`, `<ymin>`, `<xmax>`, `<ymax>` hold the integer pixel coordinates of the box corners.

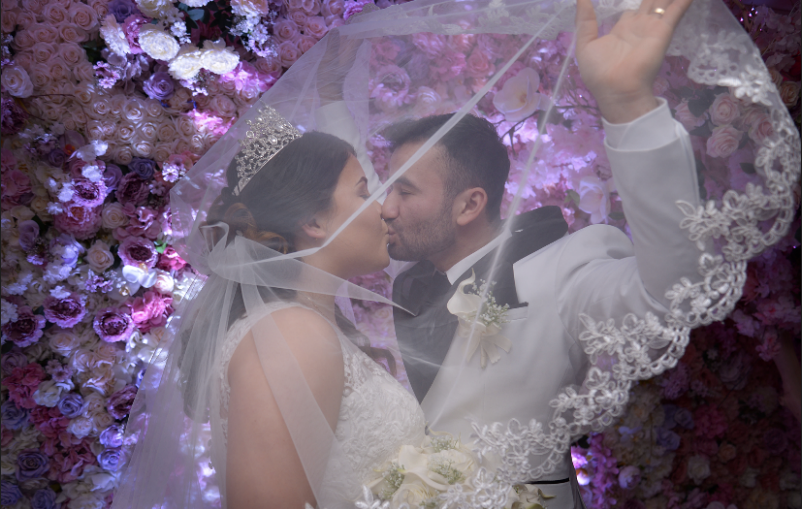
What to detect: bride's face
<box><xmin>314</xmin><ymin>155</ymin><xmax>389</xmax><ymax>279</ymax></box>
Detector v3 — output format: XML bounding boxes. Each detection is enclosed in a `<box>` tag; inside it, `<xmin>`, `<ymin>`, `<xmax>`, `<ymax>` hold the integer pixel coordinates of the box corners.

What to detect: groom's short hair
<box><xmin>383</xmin><ymin>113</ymin><xmax>510</xmax><ymax>222</ymax></box>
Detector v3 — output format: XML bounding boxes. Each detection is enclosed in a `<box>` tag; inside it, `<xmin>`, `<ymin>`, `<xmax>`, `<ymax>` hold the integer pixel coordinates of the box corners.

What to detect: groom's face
<box><xmin>382</xmin><ymin>141</ymin><xmax>456</xmax><ymax>262</ymax></box>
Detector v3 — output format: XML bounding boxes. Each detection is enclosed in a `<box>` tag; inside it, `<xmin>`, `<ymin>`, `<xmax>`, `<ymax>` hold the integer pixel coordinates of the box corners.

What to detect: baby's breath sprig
<box><xmin>466</xmin><ymin>279</ymin><xmax>510</xmax><ymax>329</ymax></box>
<box><xmin>379</xmin><ymin>463</ymin><xmax>404</xmax><ymax>500</ymax></box>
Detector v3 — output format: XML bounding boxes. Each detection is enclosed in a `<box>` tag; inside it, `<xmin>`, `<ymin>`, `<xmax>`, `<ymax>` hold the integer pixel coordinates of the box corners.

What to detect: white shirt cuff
<box><xmin>602</xmin><ymin>98</ymin><xmax>678</xmax><ymax>151</ymax></box>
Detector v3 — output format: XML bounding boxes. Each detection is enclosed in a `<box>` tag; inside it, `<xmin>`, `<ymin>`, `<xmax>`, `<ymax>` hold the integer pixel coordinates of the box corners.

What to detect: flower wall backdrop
<box><xmin>0</xmin><ymin>0</ymin><xmax>799</xmax><ymax>508</ymax></box>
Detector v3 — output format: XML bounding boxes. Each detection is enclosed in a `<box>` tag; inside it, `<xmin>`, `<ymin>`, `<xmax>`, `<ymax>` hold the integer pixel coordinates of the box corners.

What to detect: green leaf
<box><xmin>688</xmin><ymin>95</ymin><xmax>714</xmax><ymax>117</ymax></box>
<box><xmin>740</xmin><ymin>162</ymin><xmax>756</xmax><ymax>174</ymax></box>
<box><xmin>608</xmin><ymin>211</ymin><xmax>625</xmax><ymax>221</ymax></box>
<box><xmin>186</xmin><ymin>18</ymin><xmax>199</xmax><ymax>30</ymax></box>
<box><xmin>565</xmin><ymin>189</ymin><xmax>580</xmax><ymax>207</ymax></box>
<box><xmin>689</xmin><ymin>123</ymin><xmax>712</xmax><ymax>138</ymax></box>
<box><xmin>188</xmin><ymin>9</ymin><xmax>205</xmax><ymax>20</ymax></box>
<box><xmin>177</xmin><ymin>2</ymin><xmax>190</xmax><ymax>10</ymax></box>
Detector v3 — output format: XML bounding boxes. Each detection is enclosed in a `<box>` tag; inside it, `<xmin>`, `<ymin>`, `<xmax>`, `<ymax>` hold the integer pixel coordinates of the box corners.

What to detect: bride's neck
<box><xmin>296</xmin><ymin>291</ymin><xmax>337</xmax><ymax>324</ymax></box>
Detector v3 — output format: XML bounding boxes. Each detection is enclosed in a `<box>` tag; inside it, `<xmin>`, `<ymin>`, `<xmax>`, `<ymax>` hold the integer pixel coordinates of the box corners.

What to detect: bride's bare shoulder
<box><xmin>254</xmin><ymin>305</ymin><xmax>339</xmax><ymax>345</ymax></box>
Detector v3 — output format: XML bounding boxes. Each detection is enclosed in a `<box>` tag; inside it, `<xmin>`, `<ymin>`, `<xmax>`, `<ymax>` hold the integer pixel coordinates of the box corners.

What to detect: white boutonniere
<box><xmin>446</xmin><ymin>270</ymin><xmax>513</xmax><ymax>369</ymax></box>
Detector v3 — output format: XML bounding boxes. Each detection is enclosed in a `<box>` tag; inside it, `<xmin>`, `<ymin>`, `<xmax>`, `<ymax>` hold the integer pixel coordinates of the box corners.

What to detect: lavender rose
<box><xmin>115</xmin><ymin>172</ymin><xmax>150</xmax><ymax>206</ymax></box>
<box><xmin>71</xmin><ymin>177</ymin><xmax>108</xmax><ymax>208</ymax></box>
<box><xmin>43</xmin><ymin>292</ymin><xmax>86</xmax><ymax>328</ymax></box>
<box><xmin>100</xmin><ymin>424</ymin><xmax>125</xmax><ymax>448</ymax></box>
<box><xmin>142</xmin><ymin>71</ymin><xmax>175</xmax><ymax>101</ymax></box>
<box><xmin>46</xmin><ymin>148</ymin><xmax>67</xmax><ymax>168</ymax></box>
<box><xmin>1</xmin><ymin>400</ymin><xmax>29</xmax><ymax>430</ymax></box>
<box><xmin>98</xmin><ymin>447</ymin><xmax>127</xmax><ymax>472</ymax></box>
<box><xmin>2</xmin><ymin>306</ymin><xmax>45</xmax><ymax>347</ymax></box>
<box><xmin>16</xmin><ymin>450</ymin><xmax>49</xmax><ymax>481</ymax></box>
<box><xmin>108</xmin><ymin>0</ymin><xmax>140</xmax><ymax>22</ymax></box>
<box><xmin>674</xmin><ymin>407</ymin><xmax>695</xmax><ymax>430</ymax></box>
<box><xmin>1</xmin><ymin>350</ymin><xmax>28</xmax><ymax>372</ymax></box>
<box><xmin>93</xmin><ymin>306</ymin><xmax>135</xmax><ymax>343</ymax></box>
<box><xmin>655</xmin><ymin>427</ymin><xmax>680</xmax><ymax>450</ymax></box>
<box><xmin>118</xmin><ymin>236</ymin><xmax>158</xmax><ymax>269</ymax></box>
<box><xmin>18</xmin><ymin>219</ymin><xmax>40</xmax><ymax>251</ymax></box>
<box><xmin>129</xmin><ymin>157</ymin><xmax>157</xmax><ymax>179</ymax></box>
<box><xmin>107</xmin><ymin>384</ymin><xmax>138</xmax><ymax>419</ymax></box>
<box><xmin>57</xmin><ymin>393</ymin><xmax>85</xmax><ymax>418</ymax></box>
<box><xmin>31</xmin><ymin>488</ymin><xmax>57</xmax><ymax>509</ymax></box>
<box><xmin>0</xmin><ymin>480</ymin><xmax>22</xmax><ymax>505</ymax></box>
<box><xmin>104</xmin><ymin>164</ymin><xmax>123</xmax><ymax>191</ymax></box>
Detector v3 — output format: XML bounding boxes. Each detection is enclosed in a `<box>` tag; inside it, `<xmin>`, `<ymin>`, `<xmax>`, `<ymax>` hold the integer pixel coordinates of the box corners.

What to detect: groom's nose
<box><xmin>381</xmin><ymin>193</ymin><xmax>399</xmax><ymax>222</ymax></box>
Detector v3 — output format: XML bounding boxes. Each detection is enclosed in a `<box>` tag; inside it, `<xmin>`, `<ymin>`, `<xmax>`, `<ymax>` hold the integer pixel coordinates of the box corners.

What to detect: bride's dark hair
<box><xmin>181</xmin><ymin>131</ymin><xmax>395</xmax><ymax>420</ymax></box>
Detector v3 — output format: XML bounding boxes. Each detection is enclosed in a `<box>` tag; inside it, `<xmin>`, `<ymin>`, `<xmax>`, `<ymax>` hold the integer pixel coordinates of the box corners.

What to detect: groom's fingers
<box><xmin>661</xmin><ymin>0</ymin><xmax>694</xmax><ymax>29</ymax></box>
<box><xmin>575</xmin><ymin>0</ymin><xmax>598</xmax><ymax>53</ymax></box>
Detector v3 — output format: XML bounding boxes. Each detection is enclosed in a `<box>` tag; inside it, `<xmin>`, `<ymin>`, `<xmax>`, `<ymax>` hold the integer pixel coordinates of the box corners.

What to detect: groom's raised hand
<box><xmin>575</xmin><ymin>0</ymin><xmax>694</xmax><ymax>123</ymax></box>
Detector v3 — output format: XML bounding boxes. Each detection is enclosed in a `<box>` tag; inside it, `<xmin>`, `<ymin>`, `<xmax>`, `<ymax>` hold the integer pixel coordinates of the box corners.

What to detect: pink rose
<box><xmin>93</xmin><ymin>307</ymin><xmax>135</xmax><ymax>343</ymax></box>
<box><xmin>43</xmin><ymin>293</ymin><xmax>87</xmax><ymax>328</ymax></box>
<box><xmin>1</xmin><ymin>306</ymin><xmax>45</xmax><ymax>348</ymax></box>
<box><xmin>54</xmin><ymin>202</ymin><xmax>103</xmax><ymax>240</ymax></box>
<box><xmin>254</xmin><ymin>55</ymin><xmax>282</xmax><ymax>76</ymax></box>
<box><xmin>1</xmin><ymin>363</ymin><xmax>46</xmax><ymax>409</ymax></box>
<box><xmin>322</xmin><ymin>0</ymin><xmax>344</xmax><ymax>17</ymax></box>
<box><xmin>465</xmin><ymin>47</ymin><xmax>494</xmax><ymax>78</ymax></box>
<box><xmin>31</xmin><ymin>41</ymin><xmax>56</xmax><ymax>63</ymax></box>
<box><xmin>209</xmin><ymin>95</ymin><xmax>237</xmax><ymax>117</ymax></box>
<box><xmin>304</xmin><ymin>16</ymin><xmax>328</xmax><ymax>39</ymax></box>
<box><xmin>118</xmin><ymin>235</ymin><xmax>158</xmax><ymax>268</ymax></box>
<box><xmin>709</xmin><ymin>93</ymin><xmax>741</xmax><ymax>126</ymax></box>
<box><xmin>107</xmin><ymin>384</ymin><xmax>138</xmax><ymax>420</ymax></box>
<box><xmin>278</xmin><ymin>40</ymin><xmax>301</xmax><ymax>68</ymax></box>
<box><xmin>68</xmin><ymin>2</ymin><xmax>98</xmax><ymax>31</ymax></box>
<box><xmin>274</xmin><ymin>19</ymin><xmax>300</xmax><ymax>41</ymax></box>
<box><xmin>115</xmin><ymin>173</ymin><xmax>150</xmax><ymax>206</ymax></box>
<box><xmin>430</xmin><ymin>49</ymin><xmax>466</xmax><ymax>81</ymax></box>
<box><xmin>370</xmin><ymin>65</ymin><xmax>411</xmax><ymax>113</ymax></box>
<box><xmin>747</xmin><ymin>112</ymin><xmax>774</xmax><ymax>145</ymax></box>
<box><xmin>1</xmin><ymin>169</ymin><xmax>33</xmax><ymax>210</ymax></box>
<box><xmin>30</xmin><ymin>22</ymin><xmax>58</xmax><ymax>43</ymax></box>
<box><xmin>412</xmin><ymin>32</ymin><xmax>447</xmax><ymax>58</ymax></box>
<box><xmin>59</xmin><ymin>24</ymin><xmax>89</xmax><ymax>44</ymax></box>
<box><xmin>122</xmin><ymin>14</ymin><xmax>149</xmax><ymax>54</ymax></box>
<box><xmin>675</xmin><ymin>99</ymin><xmax>706</xmax><ymax>130</ymax></box>
<box><xmin>157</xmin><ymin>246</ymin><xmax>187</xmax><ymax>271</ymax></box>
<box><xmin>779</xmin><ymin>81</ymin><xmax>800</xmax><ymax>107</ymax></box>
<box><xmin>297</xmin><ymin>35</ymin><xmax>317</xmax><ymax>54</ymax></box>
<box><xmin>289</xmin><ymin>9</ymin><xmax>308</xmax><ymax>27</ymax></box>
<box><xmin>289</xmin><ymin>0</ymin><xmax>320</xmax><ymax>15</ymax></box>
<box><xmin>706</xmin><ymin>125</ymin><xmax>743</xmax><ymax>159</ymax></box>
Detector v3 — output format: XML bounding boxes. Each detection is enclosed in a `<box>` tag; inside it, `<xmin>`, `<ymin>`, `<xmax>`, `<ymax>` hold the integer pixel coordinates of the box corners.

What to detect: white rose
<box><xmin>139</xmin><ymin>121</ymin><xmax>158</xmax><ymax>141</ymax></box>
<box><xmin>779</xmin><ymin>81</ymin><xmax>800</xmax><ymax>107</ymax></box>
<box><xmin>38</xmin><ymin>101</ymin><xmax>65</xmax><ymax>121</ymax></box>
<box><xmin>0</xmin><ymin>9</ymin><xmax>16</xmax><ymax>34</ymax></box>
<box><xmin>73</xmin><ymin>82</ymin><xmax>95</xmax><ymax>104</ymax></box>
<box><xmin>88</xmin><ymin>96</ymin><xmax>112</xmax><ymax>120</ymax></box>
<box><xmin>132</xmin><ymin>137</ymin><xmax>154</xmax><ymax>157</ymax></box>
<box><xmin>88</xmin><ymin>0</ymin><xmax>109</xmax><ymax>18</ymax></box>
<box><xmin>86</xmin><ymin>241</ymin><xmax>115</xmax><ymax>272</ymax></box>
<box><xmin>110</xmin><ymin>94</ymin><xmax>127</xmax><ymax>114</ymax></box>
<box><xmin>231</xmin><ymin>0</ymin><xmax>269</xmax><ymax>17</ymax></box>
<box><xmin>59</xmin><ymin>24</ymin><xmax>89</xmax><ymax>44</ymax></box>
<box><xmin>144</xmin><ymin>98</ymin><xmax>164</xmax><ymax>119</ymax></box>
<box><xmin>32</xmin><ymin>379</ymin><xmax>63</xmax><ymax>407</ymax></box>
<box><xmin>123</xmin><ymin>98</ymin><xmax>146</xmax><ymax>123</ymax></box>
<box><xmin>31</xmin><ymin>41</ymin><xmax>56</xmax><ymax>63</ymax></box>
<box><xmin>414</xmin><ymin>86</ymin><xmax>442</xmax><ymax>117</ymax></box>
<box><xmin>73</xmin><ymin>60</ymin><xmax>95</xmax><ymax>83</ymax></box>
<box><xmin>14</xmin><ymin>10</ymin><xmax>35</xmax><ymax>31</ymax></box>
<box><xmin>113</xmin><ymin>145</ymin><xmax>134</xmax><ymax>165</ymax></box>
<box><xmin>168</xmin><ymin>45</ymin><xmax>204</xmax><ymax>80</ymax></box>
<box><xmin>172</xmin><ymin>137</ymin><xmax>191</xmax><ymax>154</ymax></box>
<box><xmin>189</xmin><ymin>133</ymin><xmax>206</xmax><ymax>153</ymax></box>
<box><xmin>91</xmin><ymin>411</ymin><xmax>115</xmax><ymax>433</ymax></box>
<box><xmin>59</xmin><ymin>42</ymin><xmax>86</xmax><ymax>67</ymax></box>
<box><xmin>69</xmin><ymin>2</ymin><xmax>99</xmax><ymax>31</ymax></box>
<box><xmin>48</xmin><ymin>57</ymin><xmax>69</xmax><ymax>81</ymax></box>
<box><xmin>493</xmin><ymin>67</ymin><xmax>545</xmax><ymax>122</ymax></box>
<box><xmin>201</xmin><ymin>39</ymin><xmax>240</xmax><ymax>75</ymax></box>
<box><xmin>152</xmin><ymin>143</ymin><xmax>173</xmax><ymax>162</ymax></box>
<box><xmin>576</xmin><ymin>175</ymin><xmax>613</xmax><ymax>224</ymax></box>
<box><xmin>49</xmin><ymin>329</ymin><xmax>83</xmax><ymax>356</ymax></box>
<box><xmin>154</xmin><ymin>270</ymin><xmax>175</xmax><ymax>293</ymax></box>
<box><xmin>68</xmin><ymin>416</ymin><xmax>95</xmax><ymax>439</ymax></box>
<box><xmin>21</xmin><ymin>0</ymin><xmax>45</xmax><ymax>14</ymax></box>
<box><xmin>182</xmin><ymin>0</ymin><xmax>211</xmax><ymax>5</ymax></box>
<box><xmin>101</xmin><ymin>202</ymin><xmax>128</xmax><ymax>229</ymax></box>
<box><xmin>99</xmin><ymin>14</ymin><xmax>130</xmax><ymax>57</ymax></box>
<box><xmin>156</xmin><ymin>121</ymin><xmax>177</xmax><ymax>142</ymax></box>
<box><xmin>1</xmin><ymin>65</ymin><xmax>34</xmax><ymax>97</ymax></box>
<box><xmin>136</xmin><ymin>0</ymin><xmax>176</xmax><ymax>18</ymax></box>
<box><xmin>115</xmin><ymin>122</ymin><xmax>136</xmax><ymax>143</ymax></box>
<box><xmin>687</xmin><ymin>454</ymin><xmax>711</xmax><ymax>484</ymax></box>
<box><xmin>30</xmin><ymin>22</ymin><xmax>59</xmax><ymax>43</ymax></box>
<box><xmin>210</xmin><ymin>95</ymin><xmax>237</xmax><ymax>117</ymax></box>
<box><xmin>85</xmin><ymin>120</ymin><xmax>105</xmax><ymax>141</ymax></box>
<box><xmin>11</xmin><ymin>27</ymin><xmax>36</xmax><ymax>51</ymax></box>
<box><xmin>174</xmin><ymin>115</ymin><xmax>196</xmax><ymax>138</ymax></box>
<box><xmin>138</xmin><ymin>25</ymin><xmax>180</xmax><ymax>61</ymax></box>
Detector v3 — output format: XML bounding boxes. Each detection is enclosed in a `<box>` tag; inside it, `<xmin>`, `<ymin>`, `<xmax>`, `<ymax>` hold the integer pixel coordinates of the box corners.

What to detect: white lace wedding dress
<box><xmin>213</xmin><ymin>301</ymin><xmax>427</xmax><ymax>508</ymax></box>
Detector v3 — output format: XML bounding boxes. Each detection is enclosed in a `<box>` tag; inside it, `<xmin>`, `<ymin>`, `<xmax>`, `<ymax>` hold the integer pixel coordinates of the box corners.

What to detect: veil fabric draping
<box><xmin>110</xmin><ymin>0</ymin><xmax>800</xmax><ymax>507</ymax></box>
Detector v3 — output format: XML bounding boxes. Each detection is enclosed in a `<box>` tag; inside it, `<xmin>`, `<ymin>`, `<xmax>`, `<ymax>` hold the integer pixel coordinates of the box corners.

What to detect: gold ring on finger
<box><xmin>653</xmin><ymin>7</ymin><xmax>666</xmax><ymax>16</ymax></box>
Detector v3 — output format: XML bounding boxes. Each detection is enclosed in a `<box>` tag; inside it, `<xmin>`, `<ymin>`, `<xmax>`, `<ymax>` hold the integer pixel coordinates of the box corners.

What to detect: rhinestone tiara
<box><xmin>232</xmin><ymin>105</ymin><xmax>302</xmax><ymax>197</ymax></box>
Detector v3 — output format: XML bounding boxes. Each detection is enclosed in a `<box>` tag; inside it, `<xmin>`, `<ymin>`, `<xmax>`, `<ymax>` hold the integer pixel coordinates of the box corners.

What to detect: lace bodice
<box><xmin>215</xmin><ymin>302</ymin><xmax>426</xmax><ymax>506</ymax></box>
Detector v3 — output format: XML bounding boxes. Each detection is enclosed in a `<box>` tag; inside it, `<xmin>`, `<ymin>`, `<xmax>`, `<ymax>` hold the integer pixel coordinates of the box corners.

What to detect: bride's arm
<box><xmin>225</xmin><ymin>307</ymin><xmax>344</xmax><ymax>509</ymax></box>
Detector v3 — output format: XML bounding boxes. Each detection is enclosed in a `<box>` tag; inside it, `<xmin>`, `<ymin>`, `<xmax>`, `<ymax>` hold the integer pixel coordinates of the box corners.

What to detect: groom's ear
<box><xmin>454</xmin><ymin>187</ymin><xmax>488</xmax><ymax>227</ymax></box>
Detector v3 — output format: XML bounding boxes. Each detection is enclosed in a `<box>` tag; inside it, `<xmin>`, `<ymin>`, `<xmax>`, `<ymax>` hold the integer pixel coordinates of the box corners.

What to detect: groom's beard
<box><xmin>387</xmin><ymin>202</ymin><xmax>455</xmax><ymax>263</ymax></box>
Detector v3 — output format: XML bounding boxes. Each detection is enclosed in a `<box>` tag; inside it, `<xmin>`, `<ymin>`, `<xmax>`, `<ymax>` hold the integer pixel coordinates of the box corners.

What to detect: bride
<box><xmin>110</xmin><ymin>0</ymin><xmax>798</xmax><ymax>506</ymax></box>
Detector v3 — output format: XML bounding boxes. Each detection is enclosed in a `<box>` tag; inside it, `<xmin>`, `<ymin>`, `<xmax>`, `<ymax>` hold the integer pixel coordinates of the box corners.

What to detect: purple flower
<box><xmin>0</xmin><ymin>480</ymin><xmax>22</xmax><ymax>505</ymax></box>
<box><xmin>94</xmin><ymin>307</ymin><xmax>135</xmax><ymax>343</ymax></box>
<box><xmin>129</xmin><ymin>157</ymin><xmax>157</xmax><ymax>180</ymax></box>
<box><xmin>43</xmin><ymin>293</ymin><xmax>86</xmax><ymax>328</ymax></box>
<box><xmin>51</xmin><ymin>233</ymin><xmax>85</xmax><ymax>265</ymax></box>
<box><xmin>674</xmin><ymin>407</ymin><xmax>695</xmax><ymax>430</ymax></box>
<box><xmin>104</xmin><ymin>164</ymin><xmax>123</xmax><ymax>191</ymax></box>
<box><xmin>108</xmin><ymin>0</ymin><xmax>141</xmax><ymax>22</ymax></box>
<box><xmin>118</xmin><ymin>236</ymin><xmax>158</xmax><ymax>269</ymax></box>
<box><xmin>85</xmin><ymin>273</ymin><xmax>114</xmax><ymax>294</ymax></box>
<box><xmin>1</xmin><ymin>306</ymin><xmax>45</xmax><ymax>348</ymax></box>
<box><xmin>0</xmin><ymin>349</ymin><xmax>28</xmax><ymax>372</ymax></box>
<box><xmin>115</xmin><ymin>173</ymin><xmax>150</xmax><ymax>206</ymax></box>
<box><xmin>46</xmin><ymin>148</ymin><xmax>67</xmax><ymax>169</ymax></box>
<box><xmin>100</xmin><ymin>424</ymin><xmax>125</xmax><ymax>448</ymax></box>
<box><xmin>16</xmin><ymin>450</ymin><xmax>49</xmax><ymax>481</ymax></box>
<box><xmin>107</xmin><ymin>384</ymin><xmax>138</xmax><ymax>419</ymax></box>
<box><xmin>98</xmin><ymin>447</ymin><xmax>127</xmax><ymax>472</ymax></box>
<box><xmin>18</xmin><ymin>219</ymin><xmax>39</xmax><ymax>251</ymax></box>
<box><xmin>1</xmin><ymin>400</ymin><xmax>29</xmax><ymax>430</ymax></box>
<box><xmin>655</xmin><ymin>427</ymin><xmax>680</xmax><ymax>450</ymax></box>
<box><xmin>71</xmin><ymin>177</ymin><xmax>108</xmax><ymax>208</ymax></box>
<box><xmin>1</xmin><ymin>96</ymin><xmax>28</xmax><ymax>136</ymax></box>
<box><xmin>57</xmin><ymin>393</ymin><xmax>85</xmax><ymax>418</ymax></box>
<box><xmin>54</xmin><ymin>202</ymin><xmax>103</xmax><ymax>240</ymax></box>
<box><xmin>142</xmin><ymin>72</ymin><xmax>175</xmax><ymax>101</ymax></box>
<box><xmin>31</xmin><ymin>488</ymin><xmax>57</xmax><ymax>509</ymax></box>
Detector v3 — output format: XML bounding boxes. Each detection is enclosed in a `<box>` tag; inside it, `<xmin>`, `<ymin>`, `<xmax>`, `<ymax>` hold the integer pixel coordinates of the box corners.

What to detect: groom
<box><xmin>382</xmin><ymin>0</ymin><xmax>699</xmax><ymax>506</ymax></box>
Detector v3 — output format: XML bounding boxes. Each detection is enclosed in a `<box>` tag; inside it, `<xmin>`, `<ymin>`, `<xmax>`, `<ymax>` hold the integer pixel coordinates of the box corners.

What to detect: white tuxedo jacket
<box><xmin>318</xmin><ymin>100</ymin><xmax>702</xmax><ymax>509</ymax></box>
